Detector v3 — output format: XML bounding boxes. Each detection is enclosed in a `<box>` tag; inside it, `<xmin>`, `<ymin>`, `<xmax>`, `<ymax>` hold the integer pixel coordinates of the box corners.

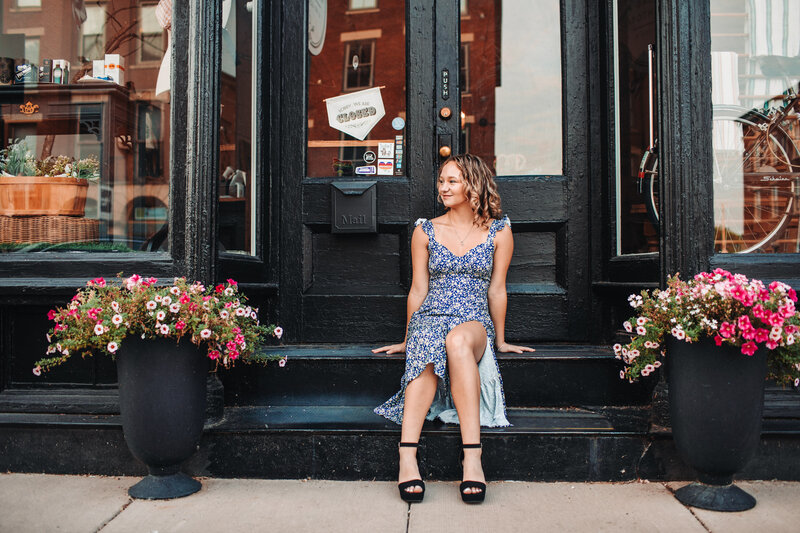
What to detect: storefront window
<box><xmin>0</xmin><ymin>0</ymin><xmax>171</xmax><ymax>253</ymax></box>
<box><xmin>218</xmin><ymin>0</ymin><xmax>256</xmax><ymax>255</ymax></box>
<box><xmin>710</xmin><ymin>0</ymin><xmax>800</xmax><ymax>253</ymax></box>
<box><xmin>613</xmin><ymin>0</ymin><xmax>657</xmax><ymax>255</ymax></box>
<box><xmin>307</xmin><ymin>1</ymin><xmax>406</xmax><ymax>178</ymax></box>
<box><xmin>461</xmin><ymin>0</ymin><xmax>562</xmax><ymax>176</ymax></box>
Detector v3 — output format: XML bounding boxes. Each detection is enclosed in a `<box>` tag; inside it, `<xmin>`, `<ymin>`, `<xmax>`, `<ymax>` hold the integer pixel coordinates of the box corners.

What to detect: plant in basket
<box><xmin>615</xmin><ymin>268</ymin><xmax>800</xmax><ymax>512</ymax></box>
<box><xmin>33</xmin><ymin>274</ymin><xmax>285</xmax><ymax>500</ymax></box>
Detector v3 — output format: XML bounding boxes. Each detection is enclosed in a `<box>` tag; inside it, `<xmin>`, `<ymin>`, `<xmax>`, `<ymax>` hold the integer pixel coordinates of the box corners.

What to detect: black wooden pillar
<box><xmin>184</xmin><ymin>0</ymin><xmax>222</xmax><ymax>284</ymax></box>
<box><xmin>656</xmin><ymin>0</ymin><xmax>713</xmax><ymax>283</ymax></box>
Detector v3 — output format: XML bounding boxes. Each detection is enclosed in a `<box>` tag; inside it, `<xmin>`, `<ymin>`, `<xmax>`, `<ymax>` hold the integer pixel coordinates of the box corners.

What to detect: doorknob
<box><xmin>439</xmin><ymin>145</ymin><xmax>452</xmax><ymax>157</ymax></box>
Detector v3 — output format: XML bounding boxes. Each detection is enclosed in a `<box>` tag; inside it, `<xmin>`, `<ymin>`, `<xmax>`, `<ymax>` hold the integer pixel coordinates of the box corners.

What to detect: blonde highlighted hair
<box><xmin>438</xmin><ymin>153</ymin><xmax>503</xmax><ymax>228</ymax></box>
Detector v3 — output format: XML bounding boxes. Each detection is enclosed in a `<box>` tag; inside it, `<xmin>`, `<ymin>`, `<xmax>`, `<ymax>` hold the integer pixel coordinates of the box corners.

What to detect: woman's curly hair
<box><xmin>438</xmin><ymin>153</ymin><xmax>503</xmax><ymax>228</ymax></box>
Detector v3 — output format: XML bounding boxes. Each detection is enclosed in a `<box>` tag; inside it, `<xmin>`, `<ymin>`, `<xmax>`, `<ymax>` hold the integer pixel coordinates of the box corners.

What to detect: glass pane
<box><xmin>711</xmin><ymin>0</ymin><xmax>800</xmax><ymax>253</ymax></box>
<box><xmin>307</xmin><ymin>1</ymin><xmax>406</xmax><ymax>178</ymax></box>
<box><xmin>218</xmin><ymin>0</ymin><xmax>255</xmax><ymax>255</ymax></box>
<box><xmin>0</xmin><ymin>0</ymin><xmax>172</xmax><ymax>253</ymax></box>
<box><xmin>613</xmin><ymin>0</ymin><xmax>657</xmax><ymax>255</ymax></box>
<box><xmin>463</xmin><ymin>0</ymin><xmax>562</xmax><ymax>176</ymax></box>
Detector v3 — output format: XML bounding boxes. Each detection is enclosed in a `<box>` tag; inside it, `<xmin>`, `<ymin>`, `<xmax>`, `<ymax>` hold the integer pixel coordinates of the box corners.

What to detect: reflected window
<box><xmin>460</xmin><ymin>0</ymin><xmax>468</xmax><ymax>16</ymax></box>
<box><xmin>710</xmin><ymin>0</ymin><xmax>800</xmax><ymax>253</ymax></box>
<box><xmin>459</xmin><ymin>43</ymin><xmax>470</xmax><ymax>94</ymax></box>
<box><xmin>0</xmin><ymin>0</ymin><xmax>172</xmax><ymax>253</ymax></box>
<box><xmin>343</xmin><ymin>40</ymin><xmax>375</xmax><ymax>91</ymax></box>
<box><xmin>81</xmin><ymin>5</ymin><xmax>105</xmax><ymax>61</ymax></box>
<box><xmin>349</xmin><ymin>0</ymin><xmax>377</xmax><ymax>10</ymax></box>
<box><xmin>139</xmin><ymin>4</ymin><xmax>164</xmax><ymax>63</ymax></box>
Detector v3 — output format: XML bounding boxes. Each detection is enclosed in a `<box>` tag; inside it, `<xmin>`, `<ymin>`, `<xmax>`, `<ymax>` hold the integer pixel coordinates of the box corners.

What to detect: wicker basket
<box><xmin>0</xmin><ymin>215</ymin><xmax>99</xmax><ymax>244</ymax></box>
<box><xmin>0</xmin><ymin>176</ymin><xmax>89</xmax><ymax>216</ymax></box>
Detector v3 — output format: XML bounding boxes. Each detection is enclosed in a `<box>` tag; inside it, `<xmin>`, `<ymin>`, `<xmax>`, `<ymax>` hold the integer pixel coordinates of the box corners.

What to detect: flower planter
<box><xmin>667</xmin><ymin>336</ymin><xmax>768</xmax><ymax>511</ymax></box>
<box><xmin>117</xmin><ymin>336</ymin><xmax>207</xmax><ymax>500</ymax></box>
<box><xmin>0</xmin><ymin>176</ymin><xmax>88</xmax><ymax>216</ymax></box>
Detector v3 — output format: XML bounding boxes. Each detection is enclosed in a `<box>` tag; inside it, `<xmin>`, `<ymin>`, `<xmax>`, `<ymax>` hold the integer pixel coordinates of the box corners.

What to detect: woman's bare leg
<box><xmin>399</xmin><ymin>363</ymin><xmax>437</xmax><ymax>493</ymax></box>
<box><xmin>446</xmin><ymin>321</ymin><xmax>488</xmax><ymax>494</ymax></box>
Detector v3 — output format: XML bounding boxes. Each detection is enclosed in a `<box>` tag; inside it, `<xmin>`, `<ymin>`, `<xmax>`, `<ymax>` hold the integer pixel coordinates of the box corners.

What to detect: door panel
<box><xmin>280</xmin><ymin>0</ymin><xmax>591</xmax><ymax>343</ymax></box>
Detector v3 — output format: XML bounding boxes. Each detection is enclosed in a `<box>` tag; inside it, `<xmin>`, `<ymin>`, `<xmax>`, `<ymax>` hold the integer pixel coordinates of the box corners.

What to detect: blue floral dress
<box><xmin>374</xmin><ymin>215</ymin><xmax>511</xmax><ymax>427</ymax></box>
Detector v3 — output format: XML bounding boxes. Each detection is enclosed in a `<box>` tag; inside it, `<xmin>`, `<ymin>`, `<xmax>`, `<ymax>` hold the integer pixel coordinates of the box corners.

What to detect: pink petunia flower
<box><xmin>741</xmin><ymin>341</ymin><xmax>758</xmax><ymax>356</ymax></box>
<box><xmin>719</xmin><ymin>322</ymin><xmax>736</xmax><ymax>338</ymax></box>
<box><xmin>175</xmin><ymin>320</ymin><xmax>186</xmax><ymax>330</ymax></box>
<box><xmin>714</xmin><ymin>335</ymin><xmax>723</xmax><ymax>346</ymax></box>
<box><xmin>47</xmin><ymin>309</ymin><xmax>57</xmax><ymax>320</ymax></box>
<box><xmin>754</xmin><ymin>329</ymin><xmax>769</xmax><ymax>343</ymax></box>
<box><xmin>32</xmin><ymin>366</ymin><xmax>42</xmax><ymax>376</ymax></box>
<box><xmin>274</xmin><ymin>326</ymin><xmax>284</xmax><ymax>339</ymax></box>
<box><xmin>227</xmin><ymin>278</ymin><xmax>238</xmax><ymax>286</ymax></box>
<box><xmin>208</xmin><ymin>350</ymin><xmax>220</xmax><ymax>360</ymax></box>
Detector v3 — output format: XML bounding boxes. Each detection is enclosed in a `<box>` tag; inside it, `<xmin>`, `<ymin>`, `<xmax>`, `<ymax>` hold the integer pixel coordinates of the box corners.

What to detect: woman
<box><xmin>373</xmin><ymin>154</ymin><xmax>533</xmax><ymax>504</ymax></box>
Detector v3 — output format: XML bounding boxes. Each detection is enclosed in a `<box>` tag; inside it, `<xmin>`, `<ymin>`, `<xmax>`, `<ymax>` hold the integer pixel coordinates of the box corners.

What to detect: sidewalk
<box><xmin>0</xmin><ymin>474</ymin><xmax>798</xmax><ymax>533</ymax></box>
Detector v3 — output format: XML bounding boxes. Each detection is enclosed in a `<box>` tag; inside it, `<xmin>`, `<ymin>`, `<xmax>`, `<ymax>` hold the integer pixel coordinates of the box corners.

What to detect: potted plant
<box><xmin>0</xmin><ymin>139</ymin><xmax>99</xmax><ymax>216</ymax></box>
<box><xmin>34</xmin><ymin>275</ymin><xmax>284</xmax><ymax>499</ymax></box>
<box><xmin>616</xmin><ymin>269</ymin><xmax>800</xmax><ymax>511</ymax></box>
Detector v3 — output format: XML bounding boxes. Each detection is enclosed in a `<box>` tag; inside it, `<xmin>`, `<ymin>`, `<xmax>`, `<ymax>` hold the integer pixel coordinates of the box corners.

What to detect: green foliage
<box><xmin>34</xmin><ymin>275</ymin><xmax>285</xmax><ymax>374</ymax></box>
<box><xmin>0</xmin><ymin>139</ymin><xmax>36</xmax><ymax>176</ymax></box>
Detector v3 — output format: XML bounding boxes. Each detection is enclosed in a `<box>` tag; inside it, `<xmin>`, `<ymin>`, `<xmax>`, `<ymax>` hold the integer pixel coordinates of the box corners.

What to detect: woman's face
<box><xmin>438</xmin><ymin>162</ymin><xmax>468</xmax><ymax>208</ymax></box>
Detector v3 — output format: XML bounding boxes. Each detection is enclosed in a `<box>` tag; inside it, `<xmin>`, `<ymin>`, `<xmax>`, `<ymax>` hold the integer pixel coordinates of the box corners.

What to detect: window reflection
<box><xmin>0</xmin><ymin>0</ymin><xmax>172</xmax><ymax>253</ymax></box>
<box><xmin>711</xmin><ymin>0</ymin><xmax>800</xmax><ymax>253</ymax></box>
<box><xmin>307</xmin><ymin>1</ymin><xmax>406</xmax><ymax>179</ymax></box>
<box><xmin>218</xmin><ymin>0</ymin><xmax>255</xmax><ymax>255</ymax></box>
<box><xmin>463</xmin><ymin>0</ymin><xmax>562</xmax><ymax>176</ymax></box>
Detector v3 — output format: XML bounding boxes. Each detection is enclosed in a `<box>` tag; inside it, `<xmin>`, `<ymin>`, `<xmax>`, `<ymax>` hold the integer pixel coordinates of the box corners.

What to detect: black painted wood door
<box><xmin>277</xmin><ymin>1</ymin><xmax>593</xmax><ymax>344</ymax></box>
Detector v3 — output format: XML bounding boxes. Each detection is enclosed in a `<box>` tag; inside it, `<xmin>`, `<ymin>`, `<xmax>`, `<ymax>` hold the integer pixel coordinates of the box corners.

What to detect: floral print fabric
<box><xmin>374</xmin><ymin>215</ymin><xmax>512</xmax><ymax>427</ymax></box>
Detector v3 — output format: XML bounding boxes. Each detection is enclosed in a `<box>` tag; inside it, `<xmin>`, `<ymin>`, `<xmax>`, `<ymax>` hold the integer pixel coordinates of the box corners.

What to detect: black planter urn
<box><xmin>667</xmin><ymin>336</ymin><xmax>768</xmax><ymax>512</ymax></box>
<box><xmin>117</xmin><ymin>336</ymin><xmax>208</xmax><ymax>499</ymax></box>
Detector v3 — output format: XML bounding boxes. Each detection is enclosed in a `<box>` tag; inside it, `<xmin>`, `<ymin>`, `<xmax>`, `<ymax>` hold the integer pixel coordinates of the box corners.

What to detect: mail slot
<box><xmin>331</xmin><ymin>180</ymin><xmax>377</xmax><ymax>233</ymax></box>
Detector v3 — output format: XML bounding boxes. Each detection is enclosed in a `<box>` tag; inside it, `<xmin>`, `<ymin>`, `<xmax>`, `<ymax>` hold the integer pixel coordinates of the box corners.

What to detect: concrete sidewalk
<box><xmin>0</xmin><ymin>474</ymin><xmax>797</xmax><ymax>533</ymax></box>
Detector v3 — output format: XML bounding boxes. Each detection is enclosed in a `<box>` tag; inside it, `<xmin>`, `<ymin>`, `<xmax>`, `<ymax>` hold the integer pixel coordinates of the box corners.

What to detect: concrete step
<box><xmin>221</xmin><ymin>344</ymin><xmax>656</xmax><ymax>408</ymax></box>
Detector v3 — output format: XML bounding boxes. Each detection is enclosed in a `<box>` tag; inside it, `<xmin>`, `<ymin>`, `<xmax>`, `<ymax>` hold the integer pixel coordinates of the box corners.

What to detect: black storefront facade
<box><xmin>1</xmin><ymin>0</ymin><xmax>799</xmax><ymax>481</ymax></box>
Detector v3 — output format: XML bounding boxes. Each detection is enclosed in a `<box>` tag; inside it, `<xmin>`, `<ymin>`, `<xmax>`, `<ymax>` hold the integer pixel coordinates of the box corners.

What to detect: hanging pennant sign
<box><xmin>325</xmin><ymin>87</ymin><xmax>385</xmax><ymax>141</ymax></box>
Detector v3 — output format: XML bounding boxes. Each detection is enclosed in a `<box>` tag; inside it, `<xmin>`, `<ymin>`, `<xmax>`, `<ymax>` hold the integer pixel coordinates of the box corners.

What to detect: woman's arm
<box><xmin>373</xmin><ymin>225</ymin><xmax>430</xmax><ymax>354</ymax></box>
<box><xmin>488</xmin><ymin>223</ymin><xmax>534</xmax><ymax>354</ymax></box>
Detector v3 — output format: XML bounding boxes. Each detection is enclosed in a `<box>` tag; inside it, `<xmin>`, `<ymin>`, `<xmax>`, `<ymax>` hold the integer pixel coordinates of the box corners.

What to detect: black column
<box><xmin>656</xmin><ymin>0</ymin><xmax>713</xmax><ymax>283</ymax></box>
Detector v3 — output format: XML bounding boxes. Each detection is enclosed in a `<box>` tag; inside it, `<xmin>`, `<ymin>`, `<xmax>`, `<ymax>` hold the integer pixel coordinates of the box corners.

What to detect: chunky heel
<box><xmin>398</xmin><ymin>442</ymin><xmax>425</xmax><ymax>503</ymax></box>
<box><xmin>460</xmin><ymin>443</ymin><xmax>486</xmax><ymax>504</ymax></box>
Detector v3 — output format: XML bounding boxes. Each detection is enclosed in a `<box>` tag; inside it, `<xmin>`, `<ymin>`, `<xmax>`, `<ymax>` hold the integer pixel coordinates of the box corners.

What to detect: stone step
<box><xmin>221</xmin><ymin>344</ymin><xmax>655</xmax><ymax>408</ymax></box>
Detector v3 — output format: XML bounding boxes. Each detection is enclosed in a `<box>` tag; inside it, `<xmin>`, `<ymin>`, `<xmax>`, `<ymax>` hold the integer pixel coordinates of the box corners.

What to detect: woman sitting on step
<box><xmin>373</xmin><ymin>153</ymin><xmax>534</xmax><ymax>504</ymax></box>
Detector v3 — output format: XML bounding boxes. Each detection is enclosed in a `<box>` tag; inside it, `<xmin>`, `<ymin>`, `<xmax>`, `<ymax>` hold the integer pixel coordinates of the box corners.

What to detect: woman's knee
<box><xmin>445</xmin><ymin>331</ymin><xmax>476</xmax><ymax>362</ymax></box>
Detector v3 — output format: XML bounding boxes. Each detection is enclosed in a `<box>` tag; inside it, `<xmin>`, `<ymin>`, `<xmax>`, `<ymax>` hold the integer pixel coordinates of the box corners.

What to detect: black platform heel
<box><xmin>398</xmin><ymin>442</ymin><xmax>425</xmax><ymax>503</ymax></box>
<box><xmin>459</xmin><ymin>443</ymin><xmax>486</xmax><ymax>504</ymax></box>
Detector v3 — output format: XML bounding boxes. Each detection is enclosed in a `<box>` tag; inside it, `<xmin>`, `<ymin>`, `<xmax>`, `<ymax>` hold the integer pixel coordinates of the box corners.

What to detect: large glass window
<box><xmin>613</xmin><ymin>0</ymin><xmax>657</xmax><ymax>255</ymax></box>
<box><xmin>218</xmin><ymin>0</ymin><xmax>255</xmax><ymax>255</ymax></box>
<box><xmin>464</xmin><ymin>0</ymin><xmax>562</xmax><ymax>176</ymax></box>
<box><xmin>307</xmin><ymin>2</ymin><xmax>405</xmax><ymax>178</ymax></box>
<box><xmin>0</xmin><ymin>0</ymin><xmax>172</xmax><ymax>253</ymax></box>
<box><xmin>710</xmin><ymin>0</ymin><xmax>800</xmax><ymax>253</ymax></box>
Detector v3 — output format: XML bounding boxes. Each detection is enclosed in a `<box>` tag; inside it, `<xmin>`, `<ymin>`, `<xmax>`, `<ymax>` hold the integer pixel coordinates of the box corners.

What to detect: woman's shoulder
<box><xmin>492</xmin><ymin>214</ymin><xmax>511</xmax><ymax>230</ymax></box>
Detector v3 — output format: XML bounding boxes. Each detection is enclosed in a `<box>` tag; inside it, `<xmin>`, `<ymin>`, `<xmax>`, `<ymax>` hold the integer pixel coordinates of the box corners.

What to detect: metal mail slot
<box><xmin>331</xmin><ymin>180</ymin><xmax>377</xmax><ymax>233</ymax></box>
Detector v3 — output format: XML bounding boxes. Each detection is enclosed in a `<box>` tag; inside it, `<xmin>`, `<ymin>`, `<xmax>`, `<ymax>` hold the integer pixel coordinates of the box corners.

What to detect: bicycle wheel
<box><xmin>642</xmin><ymin>106</ymin><xmax>799</xmax><ymax>253</ymax></box>
<box><xmin>713</xmin><ymin>106</ymin><xmax>798</xmax><ymax>253</ymax></box>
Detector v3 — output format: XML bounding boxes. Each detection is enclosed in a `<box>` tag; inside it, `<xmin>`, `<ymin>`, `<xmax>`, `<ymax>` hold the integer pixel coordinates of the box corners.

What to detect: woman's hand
<box><xmin>496</xmin><ymin>342</ymin><xmax>535</xmax><ymax>354</ymax></box>
<box><xmin>372</xmin><ymin>341</ymin><xmax>407</xmax><ymax>355</ymax></box>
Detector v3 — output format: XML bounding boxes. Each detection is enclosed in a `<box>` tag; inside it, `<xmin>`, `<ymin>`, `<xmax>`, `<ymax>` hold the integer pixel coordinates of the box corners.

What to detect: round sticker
<box><xmin>363</xmin><ymin>151</ymin><xmax>377</xmax><ymax>164</ymax></box>
<box><xmin>391</xmin><ymin>117</ymin><xmax>405</xmax><ymax>130</ymax></box>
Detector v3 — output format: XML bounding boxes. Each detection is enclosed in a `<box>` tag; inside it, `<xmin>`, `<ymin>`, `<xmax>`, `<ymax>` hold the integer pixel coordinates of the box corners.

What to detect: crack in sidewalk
<box><xmin>664</xmin><ymin>483</ymin><xmax>712</xmax><ymax>532</ymax></box>
<box><xmin>95</xmin><ymin>497</ymin><xmax>134</xmax><ymax>532</ymax></box>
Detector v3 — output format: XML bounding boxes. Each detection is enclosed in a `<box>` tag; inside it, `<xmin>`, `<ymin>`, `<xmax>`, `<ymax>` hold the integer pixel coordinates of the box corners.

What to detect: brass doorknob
<box><xmin>439</xmin><ymin>145</ymin><xmax>452</xmax><ymax>157</ymax></box>
<box><xmin>440</xmin><ymin>107</ymin><xmax>452</xmax><ymax>119</ymax></box>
